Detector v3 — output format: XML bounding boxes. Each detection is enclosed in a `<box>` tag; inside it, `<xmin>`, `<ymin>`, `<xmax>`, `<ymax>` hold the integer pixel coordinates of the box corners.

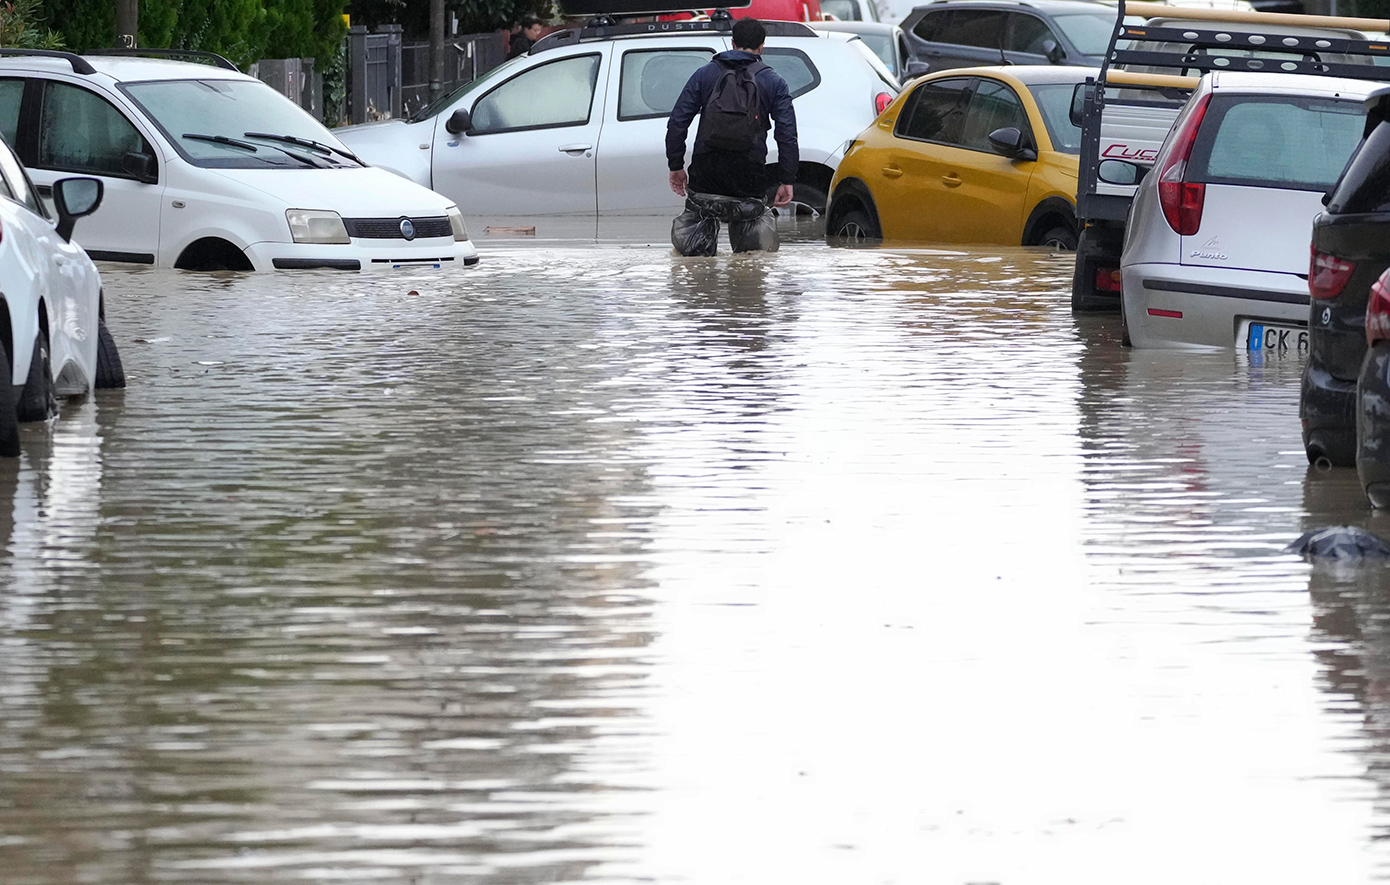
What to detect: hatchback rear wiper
<box><xmin>183</xmin><ymin>133</ymin><xmax>259</xmax><ymax>151</ymax></box>
<box><xmin>243</xmin><ymin>131</ymin><xmax>365</xmax><ymax>166</ymax></box>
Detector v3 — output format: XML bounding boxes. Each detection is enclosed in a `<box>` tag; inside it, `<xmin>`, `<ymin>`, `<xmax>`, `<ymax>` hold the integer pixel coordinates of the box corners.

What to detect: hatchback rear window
<box><xmin>1186</xmin><ymin>94</ymin><xmax>1364</xmax><ymax>192</ymax></box>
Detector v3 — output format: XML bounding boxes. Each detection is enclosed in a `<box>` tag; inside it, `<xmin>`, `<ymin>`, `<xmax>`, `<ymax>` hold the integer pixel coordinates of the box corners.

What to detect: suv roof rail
<box><xmin>532</xmin><ymin>16</ymin><xmax>818</xmax><ymax>54</ymax></box>
<box><xmin>0</xmin><ymin>49</ymin><xmax>96</xmax><ymax>75</ymax></box>
<box><xmin>84</xmin><ymin>48</ymin><xmax>240</xmax><ymax>71</ymax></box>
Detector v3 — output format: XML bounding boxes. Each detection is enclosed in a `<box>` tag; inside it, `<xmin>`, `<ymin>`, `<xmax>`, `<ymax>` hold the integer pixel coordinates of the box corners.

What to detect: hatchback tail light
<box><xmin>1155</xmin><ymin>93</ymin><xmax>1211</xmax><ymax>237</ymax></box>
<box><xmin>1310</xmin><ymin>246</ymin><xmax>1355</xmax><ymax>300</ymax></box>
<box><xmin>1367</xmin><ymin>269</ymin><xmax>1390</xmax><ymax>346</ymax></box>
<box><xmin>875</xmin><ymin>92</ymin><xmax>893</xmax><ymax>115</ymax></box>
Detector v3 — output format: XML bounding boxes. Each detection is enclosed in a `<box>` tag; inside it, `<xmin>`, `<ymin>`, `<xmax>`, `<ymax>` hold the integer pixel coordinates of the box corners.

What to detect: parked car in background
<box><xmin>825</xmin><ymin>65</ymin><xmax>1089</xmax><ymax>247</ymax></box>
<box><xmin>816</xmin><ymin>21</ymin><xmax>911</xmax><ymax>80</ymax></box>
<box><xmin>821</xmin><ymin>0</ymin><xmax>881</xmax><ymax>20</ymax></box>
<box><xmin>900</xmin><ymin>0</ymin><xmax>1115</xmax><ymax>74</ymax></box>
<box><xmin>337</xmin><ymin>20</ymin><xmax>898</xmax><ymax>218</ymax></box>
<box><xmin>0</xmin><ymin>50</ymin><xmax>479</xmax><ymax>272</ymax></box>
<box><xmin>1119</xmin><ymin>72</ymin><xmax>1373</xmax><ymax>350</ymax></box>
<box><xmin>0</xmin><ymin>134</ymin><xmax>123</xmax><ymax>455</ymax></box>
<box><xmin>1304</xmin><ymin>87</ymin><xmax>1390</xmax><ymax>468</ymax></box>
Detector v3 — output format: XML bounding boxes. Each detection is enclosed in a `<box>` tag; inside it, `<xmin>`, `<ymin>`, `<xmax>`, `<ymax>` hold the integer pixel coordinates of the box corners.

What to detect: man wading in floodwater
<box><xmin>665</xmin><ymin>17</ymin><xmax>799</xmax><ymax>256</ymax></box>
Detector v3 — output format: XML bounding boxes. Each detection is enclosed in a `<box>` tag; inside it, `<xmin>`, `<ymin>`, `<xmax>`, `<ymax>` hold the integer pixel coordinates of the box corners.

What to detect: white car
<box><xmin>1119</xmin><ymin>71</ymin><xmax>1379</xmax><ymax>350</ymax></box>
<box><xmin>0</xmin><ymin>134</ymin><xmax>122</xmax><ymax>454</ymax></box>
<box><xmin>335</xmin><ymin>20</ymin><xmax>900</xmax><ymax>217</ymax></box>
<box><xmin>0</xmin><ymin>50</ymin><xmax>480</xmax><ymax>272</ymax></box>
<box><xmin>814</xmin><ymin>21</ymin><xmax>911</xmax><ymax>81</ymax></box>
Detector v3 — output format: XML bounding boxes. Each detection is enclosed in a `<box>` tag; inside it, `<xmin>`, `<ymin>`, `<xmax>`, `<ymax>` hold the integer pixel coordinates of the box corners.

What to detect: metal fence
<box><xmin>250</xmin><ymin>27</ymin><xmax>509</xmax><ymax>127</ymax></box>
<box><xmin>400</xmin><ymin>33</ymin><xmax>509</xmax><ymax>120</ymax></box>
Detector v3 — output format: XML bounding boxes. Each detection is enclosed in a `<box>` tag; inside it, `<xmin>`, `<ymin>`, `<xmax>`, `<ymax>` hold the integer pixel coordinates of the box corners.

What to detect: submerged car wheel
<box><xmin>16</xmin><ymin>328</ymin><xmax>55</xmax><ymax>423</ymax></box>
<box><xmin>1039</xmin><ymin>226</ymin><xmax>1078</xmax><ymax>251</ymax></box>
<box><xmin>0</xmin><ymin>343</ymin><xmax>18</xmax><ymax>457</ymax></box>
<box><xmin>95</xmin><ymin>317</ymin><xmax>126</xmax><ymax>390</ymax></box>
<box><xmin>833</xmin><ymin>209</ymin><xmax>880</xmax><ymax>243</ymax></box>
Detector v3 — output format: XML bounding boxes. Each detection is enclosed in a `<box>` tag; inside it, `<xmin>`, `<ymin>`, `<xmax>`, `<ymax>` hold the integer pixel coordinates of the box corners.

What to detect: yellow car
<box><xmin>825</xmin><ymin>66</ymin><xmax>1093</xmax><ymax>248</ymax></box>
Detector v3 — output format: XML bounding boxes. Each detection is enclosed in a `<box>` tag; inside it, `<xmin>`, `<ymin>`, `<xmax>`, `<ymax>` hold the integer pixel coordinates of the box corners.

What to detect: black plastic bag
<box><xmin>672</xmin><ymin>203</ymin><xmax>720</xmax><ymax>257</ymax></box>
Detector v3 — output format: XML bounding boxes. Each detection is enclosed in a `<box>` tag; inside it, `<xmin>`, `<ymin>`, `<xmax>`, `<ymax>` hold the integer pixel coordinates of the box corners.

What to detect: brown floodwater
<box><xmin>2</xmin><ymin>222</ymin><xmax>1389</xmax><ymax>883</ymax></box>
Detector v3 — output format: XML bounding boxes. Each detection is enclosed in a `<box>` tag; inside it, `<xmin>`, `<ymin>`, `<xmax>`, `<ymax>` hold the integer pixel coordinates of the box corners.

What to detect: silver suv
<box><xmin>1119</xmin><ymin>71</ymin><xmax>1377</xmax><ymax>350</ymax></box>
<box><xmin>335</xmin><ymin>19</ymin><xmax>900</xmax><ymax>218</ymax></box>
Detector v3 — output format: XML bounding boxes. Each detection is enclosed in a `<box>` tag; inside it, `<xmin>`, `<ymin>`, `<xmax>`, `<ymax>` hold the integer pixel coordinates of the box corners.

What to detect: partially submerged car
<box><xmin>0</xmin><ymin>134</ymin><xmax>123</xmax><ymax>455</ymax></box>
<box><xmin>0</xmin><ymin>49</ymin><xmax>479</xmax><ymax>272</ymax></box>
<box><xmin>825</xmin><ymin>65</ymin><xmax>1090</xmax><ymax>247</ymax></box>
<box><xmin>335</xmin><ymin>19</ymin><xmax>899</xmax><ymax>217</ymax></box>
<box><xmin>1119</xmin><ymin>71</ymin><xmax>1376</xmax><ymax>349</ymax></box>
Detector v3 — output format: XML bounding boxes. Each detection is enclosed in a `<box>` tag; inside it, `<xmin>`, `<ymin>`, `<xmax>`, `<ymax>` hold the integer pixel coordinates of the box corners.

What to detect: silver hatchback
<box><xmin>1119</xmin><ymin>72</ymin><xmax>1377</xmax><ymax>351</ymax></box>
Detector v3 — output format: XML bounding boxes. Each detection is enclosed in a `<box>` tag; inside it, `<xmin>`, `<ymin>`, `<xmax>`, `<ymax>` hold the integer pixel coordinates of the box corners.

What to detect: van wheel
<box><xmin>1039</xmin><ymin>226</ymin><xmax>1077</xmax><ymax>250</ymax></box>
<box><xmin>16</xmin><ymin>328</ymin><xmax>55</xmax><ymax>423</ymax></box>
<box><xmin>832</xmin><ymin>209</ymin><xmax>880</xmax><ymax>242</ymax></box>
<box><xmin>95</xmin><ymin>317</ymin><xmax>126</xmax><ymax>389</ymax></box>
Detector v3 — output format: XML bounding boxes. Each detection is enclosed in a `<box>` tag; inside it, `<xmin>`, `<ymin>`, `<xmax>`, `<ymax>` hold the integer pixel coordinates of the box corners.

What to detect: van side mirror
<box><xmin>122</xmin><ymin>151</ymin><xmax>158</xmax><ymax>184</ymax></box>
<box><xmin>1043</xmin><ymin>39</ymin><xmax>1066</xmax><ymax>64</ymax></box>
<box><xmin>987</xmin><ymin>127</ymin><xmax>1036</xmax><ymax>161</ymax></box>
<box><xmin>445</xmin><ymin>108</ymin><xmax>473</xmax><ymax>135</ymax></box>
<box><xmin>1097</xmin><ymin>159</ymin><xmax>1142</xmax><ymax>185</ymax></box>
<box><xmin>53</xmin><ymin>177</ymin><xmax>103</xmax><ymax>242</ymax></box>
<box><xmin>904</xmin><ymin>59</ymin><xmax>930</xmax><ymax>79</ymax></box>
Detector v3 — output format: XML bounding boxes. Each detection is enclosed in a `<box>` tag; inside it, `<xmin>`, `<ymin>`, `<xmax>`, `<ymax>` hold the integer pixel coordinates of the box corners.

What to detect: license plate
<box><xmin>1241</xmin><ymin>320</ymin><xmax>1308</xmax><ymax>353</ymax></box>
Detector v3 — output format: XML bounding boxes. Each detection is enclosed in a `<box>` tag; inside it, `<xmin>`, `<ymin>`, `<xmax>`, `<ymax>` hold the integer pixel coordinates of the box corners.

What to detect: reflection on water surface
<box><xmin>1</xmin><ymin>238</ymin><xmax>1389</xmax><ymax>883</ymax></box>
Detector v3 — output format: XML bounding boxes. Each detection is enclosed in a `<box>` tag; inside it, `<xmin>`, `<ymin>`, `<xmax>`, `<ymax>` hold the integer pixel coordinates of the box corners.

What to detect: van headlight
<box><xmin>286</xmin><ymin>209</ymin><xmax>350</xmax><ymax>245</ymax></box>
<box><xmin>446</xmin><ymin>206</ymin><xmax>469</xmax><ymax>242</ymax></box>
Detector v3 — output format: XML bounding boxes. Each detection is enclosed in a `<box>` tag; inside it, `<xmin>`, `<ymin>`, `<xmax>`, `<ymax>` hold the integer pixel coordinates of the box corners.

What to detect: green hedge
<box><xmin>38</xmin><ymin>0</ymin><xmax>347</xmax><ymax>68</ymax></box>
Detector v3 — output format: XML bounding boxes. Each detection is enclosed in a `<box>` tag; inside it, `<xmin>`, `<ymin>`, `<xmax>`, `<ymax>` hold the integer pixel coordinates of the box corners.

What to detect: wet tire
<box><xmin>0</xmin><ymin>343</ymin><xmax>19</xmax><ymax>457</ymax></box>
<box><xmin>95</xmin><ymin>317</ymin><xmax>126</xmax><ymax>390</ymax></box>
<box><xmin>1039</xmin><ymin>226</ymin><xmax>1077</xmax><ymax>251</ymax></box>
<box><xmin>832</xmin><ymin>208</ymin><xmax>880</xmax><ymax>242</ymax></box>
<box><xmin>16</xmin><ymin>328</ymin><xmax>55</xmax><ymax>424</ymax></box>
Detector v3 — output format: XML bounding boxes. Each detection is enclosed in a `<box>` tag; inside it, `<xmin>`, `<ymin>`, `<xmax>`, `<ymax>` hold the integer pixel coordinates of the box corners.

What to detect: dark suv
<box><xmin>1302</xmin><ymin>88</ymin><xmax>1390</xmax><ymax>467</ymax></box>
<box><xmin>900</xmin><ymin>0</ymin><xmax>1113</xmax><ymax>75</ymax></box>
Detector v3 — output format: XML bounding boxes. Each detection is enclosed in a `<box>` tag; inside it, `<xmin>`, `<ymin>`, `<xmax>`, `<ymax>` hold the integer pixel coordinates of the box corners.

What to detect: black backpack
<box><xmin>698</xmin><ymin>58</ymin><xmax>767</xmax><ymax>153</ymax></box>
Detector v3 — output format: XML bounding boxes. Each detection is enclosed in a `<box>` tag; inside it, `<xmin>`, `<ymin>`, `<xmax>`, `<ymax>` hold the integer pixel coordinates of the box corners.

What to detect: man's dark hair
<box><xmin>731</xmin><ymin>18</ymin><xmax>766</xmax><ymax>50</ymax></box>
<box><xmin>520</xmin><ymin>14</ymin><xmax>543</xmax><ymax>28</ymax></box>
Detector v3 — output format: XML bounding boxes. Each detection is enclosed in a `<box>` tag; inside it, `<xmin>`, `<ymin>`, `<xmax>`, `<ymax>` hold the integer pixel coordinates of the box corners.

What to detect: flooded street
<box><xmin>4</xmin><ymin>224</ymin><xmax>1390</xmax><ymax>883</ymax></box>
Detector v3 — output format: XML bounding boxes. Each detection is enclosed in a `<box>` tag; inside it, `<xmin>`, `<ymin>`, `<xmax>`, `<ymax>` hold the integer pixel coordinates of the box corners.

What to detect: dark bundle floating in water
<box><xmin>1286</xmin><ymin>526</ymin><xmax>1390</xmax><ymax>560</ymax></box>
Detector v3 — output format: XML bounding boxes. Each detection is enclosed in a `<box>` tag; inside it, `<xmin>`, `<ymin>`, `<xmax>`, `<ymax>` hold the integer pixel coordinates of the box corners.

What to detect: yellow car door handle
<box><xmin>881</xmin><ymin>164</ymin><xmax>903</xmax><ymax>179</ymax></box>
<box><xmin>941</xmin><ymin>173</ymin><xmax>962</xmax><ymax>187</ymax></box>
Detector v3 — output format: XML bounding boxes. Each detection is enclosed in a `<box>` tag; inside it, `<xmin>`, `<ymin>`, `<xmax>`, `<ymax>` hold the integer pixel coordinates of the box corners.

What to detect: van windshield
<box><xmin>1186</xmin><ymin>94</ymin><xmax>1365</xmax><ymax>192</ymax></box>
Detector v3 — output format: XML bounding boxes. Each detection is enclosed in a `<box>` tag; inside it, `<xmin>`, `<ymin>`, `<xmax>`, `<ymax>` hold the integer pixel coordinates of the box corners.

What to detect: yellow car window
<box><xmin>895</xmin><ymin>77</ymin><xmax>971</xmax><ymax>145</ymax></box>
<box><xmin>960</xmin><ymin>80</ymin><xmax>1028</xmax><ymax>152</ymax></box>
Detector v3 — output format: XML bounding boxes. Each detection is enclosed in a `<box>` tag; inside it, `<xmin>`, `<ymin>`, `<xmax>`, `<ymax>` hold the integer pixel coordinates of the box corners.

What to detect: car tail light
<box><xmin>1095</xmin><ymin>267</ymin><xmax>1121</xmax><ymax>293</ymax></box>
<box><xmin>875</xmin><ymin>92</ymin><xmax>893</xmax><ymax>115</ymax></box>
<box><xmin>1156</xmin><ymin>92</ymin><xmax>1211</xmax><ymax>237</ymax></box>
<box><xmin>1367</xmin><ymin>270</ymin><xmax>1390</xmax><ymax>345</ymax></box>
<box><xmin>1310</xmin><ymin>246</ymin><xmax>1355</xmax><ymax>300</ymax></box>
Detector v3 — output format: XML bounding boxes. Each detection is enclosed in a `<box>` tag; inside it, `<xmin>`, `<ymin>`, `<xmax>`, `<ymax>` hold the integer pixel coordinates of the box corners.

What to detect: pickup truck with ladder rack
<box><xmin>1071</xmin><ymin>0</ymin><xmax>1390</xmax><ymax>310</ymax></box>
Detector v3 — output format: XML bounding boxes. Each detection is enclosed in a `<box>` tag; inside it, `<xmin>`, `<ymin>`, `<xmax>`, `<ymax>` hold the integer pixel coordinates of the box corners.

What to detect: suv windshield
<box><xmin>1186</xmin><ymin>94</ymin><xmax>1364</xmax><ymax>192</ymax></box>
<box><xmin>1050</xmin><ymin>12</ymin><xmax>1116</xmax><ymax>56</ymax></box>
<box><xmin>411</xmin><ymin>60</ymin><xmax>518</xmax><ymax>122</ymax></box>
<box><xmin>123</xmin><ymin>78</ymin><xmax>343</xmax><ymax>168</ymax></box>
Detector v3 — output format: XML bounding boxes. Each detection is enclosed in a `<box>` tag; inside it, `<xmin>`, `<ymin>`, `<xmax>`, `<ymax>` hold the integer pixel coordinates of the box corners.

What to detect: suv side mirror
<box><xmin>987</xmin><ymin>127</ymin><xmax>1036</xmax><ymax>161</ymax></box>
<box><xmin>1042</xmin><ymin>39</ymin><xmax>1066</xmax><ymax>64</ymax></box>
<box><xmin>903</xmin><ymin>59</ymin><xmax>930</xmax><ymax>79</ymax></box>
<box><xmin>53</xmin><ymin>177</ymin><xmax>103</xmax><ymax>242</ymax></box>
<box><xmin>445</xmin><ymin>107</ymin><xmax>473</xmax><ymax>136</ymax></box>
<box><xmin>122</xmin><ymin>151</ymin><xmax>158</xmax><ymax>184</ymax></box>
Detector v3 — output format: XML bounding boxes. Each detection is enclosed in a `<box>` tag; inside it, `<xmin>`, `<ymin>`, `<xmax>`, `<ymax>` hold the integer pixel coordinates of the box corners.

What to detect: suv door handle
<box><xmin>941</xmin><ymin>173</ymin><xmax>962</xmax><ymax>187</ymax></box>
<box><xmin>881</xmin><ymin>164</ymin><xmax>903</xmax><ymax>179</ymax></box>
<box><xmin>559</xmin><ymin>144</ymin><xmax>592</xmax><ymax>154</ymax></box>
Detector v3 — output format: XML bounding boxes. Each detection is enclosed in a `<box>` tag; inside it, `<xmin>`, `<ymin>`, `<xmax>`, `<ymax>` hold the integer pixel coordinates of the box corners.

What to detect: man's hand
<box><xmin>669</xmin><ymin>170</ymin><xmax>688</xmax><ymax>197</ymax></box>
<box><xmin>774</xmin><ymin>184</ymin><xmax>794</xmax><ymax>207</ymax></box>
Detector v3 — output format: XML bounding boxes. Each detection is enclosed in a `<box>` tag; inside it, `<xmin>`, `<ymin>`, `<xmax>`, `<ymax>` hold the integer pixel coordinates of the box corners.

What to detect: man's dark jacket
<box><xmin>665</xmin><ymin>50</ymin><xmax>799</xmax><ymax>199</ymax></box>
